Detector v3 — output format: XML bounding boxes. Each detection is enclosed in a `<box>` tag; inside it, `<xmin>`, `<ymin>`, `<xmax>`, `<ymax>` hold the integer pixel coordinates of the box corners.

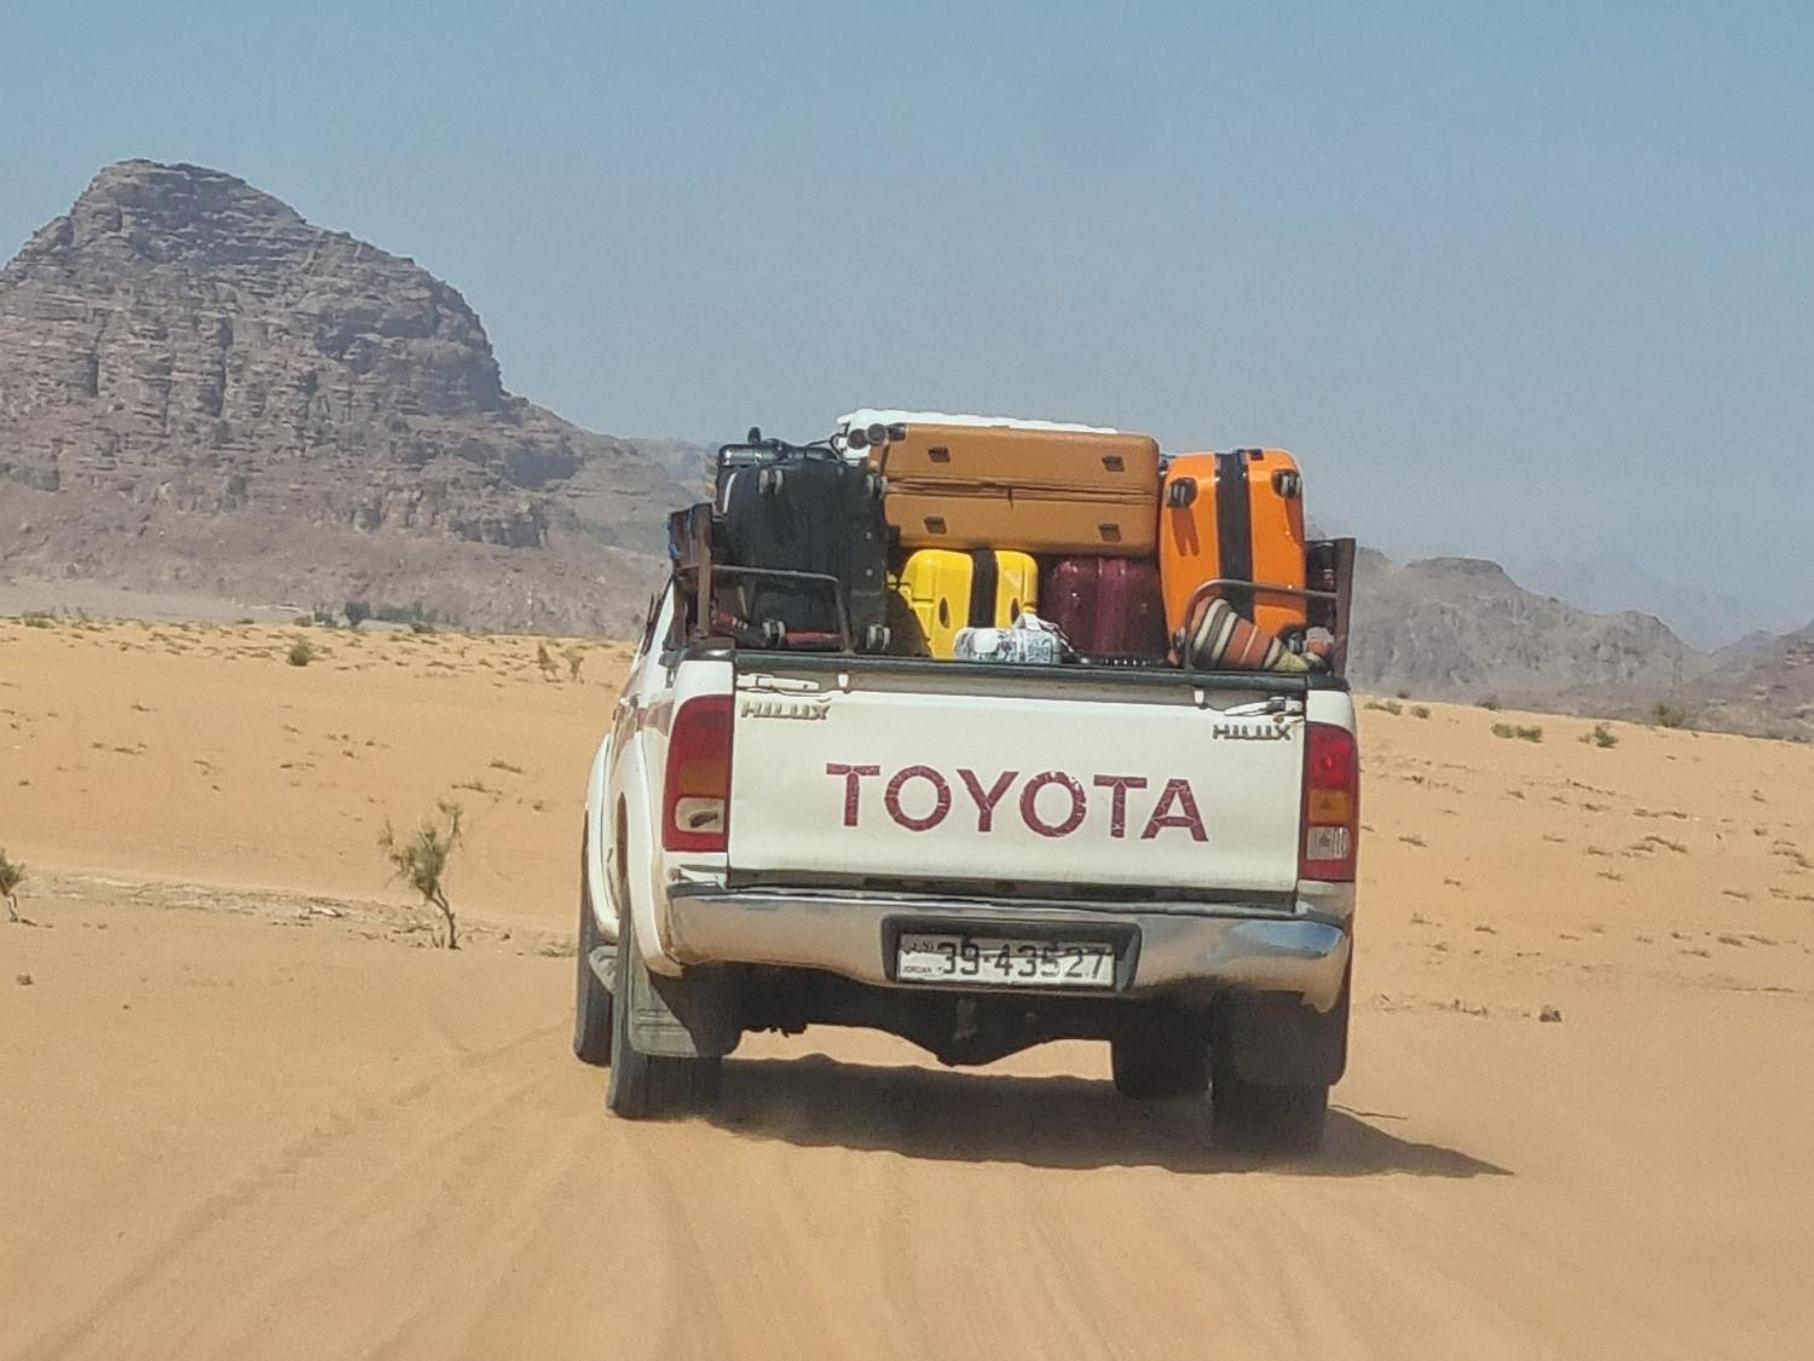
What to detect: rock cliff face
<box><xmin>0</xmin><ymin>160</ymin><xmax>688</xmax><ymax>631</ymax></box>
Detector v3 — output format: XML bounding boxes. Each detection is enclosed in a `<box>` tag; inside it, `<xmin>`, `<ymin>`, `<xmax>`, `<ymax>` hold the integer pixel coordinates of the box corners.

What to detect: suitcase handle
<box><xmin>715</xmin><ymin>437</ymin><xmax>842</xmax><ymax>473</ymax></box>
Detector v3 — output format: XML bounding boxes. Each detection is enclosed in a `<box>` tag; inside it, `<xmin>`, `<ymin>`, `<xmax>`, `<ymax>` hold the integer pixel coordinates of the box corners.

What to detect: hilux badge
<box><xmin>741</xmin><ymin>697</ymin><xmax>832</xmax><ymax>721</ymax></box>
<box><xmin>1208</xmin><ymin>723</ymin><xmax>1291</xmax><ymax>742</ymax></box>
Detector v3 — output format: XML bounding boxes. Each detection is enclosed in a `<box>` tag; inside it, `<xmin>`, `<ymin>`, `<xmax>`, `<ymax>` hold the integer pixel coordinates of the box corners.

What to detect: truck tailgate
<box><xmin>726</xmin><ymin>663</ymin><xmax>1304</xmax><ymax>896</ymax></box>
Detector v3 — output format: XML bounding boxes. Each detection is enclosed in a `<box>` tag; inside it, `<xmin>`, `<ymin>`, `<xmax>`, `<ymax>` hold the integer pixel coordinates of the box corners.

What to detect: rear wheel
<box><xmin>571</xmin><ymin>826</ymin><xmax>613</xmax><ymax>1066</ymax></box>
<box><xmin>605</xmin><ymin>898</ymin><xmax>722</xmax><ymax>1119</ymax></box>
<box><xmin>1211</xmin><ymin>1069</ymin><xmax>1328</xmax><ymax>1154</ymax></box>
<box><xmin>1110</xmin><ymin>1033</ymin><xmax>1209</xmax><ymax>1101</ymax></box>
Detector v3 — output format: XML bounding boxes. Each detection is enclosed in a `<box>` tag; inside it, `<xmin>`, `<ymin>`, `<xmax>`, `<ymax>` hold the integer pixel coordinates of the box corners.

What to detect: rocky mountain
<box><xmin>625</xmin><ymin>435</ymin><xmax>714</xmax><ymax>498</ymax></box>
<box><xmin>1503</xmin><ymin>549</ymin><xmax>1777</xmax><ymax>652</ymax></box>
<box><xmin>0</xmin><ymin>160</ymin><xmax>691</xmax><ymax>633</ymax></box>
<box><xmin>1346</xmin><ymin>551</ymin><xmax>1714</xmax><ymax>709</ymax></box>
<box><xmin>1656</xmin><ymin>621</ymin><xmax>1814</xmax><ymax>741</ymax></box>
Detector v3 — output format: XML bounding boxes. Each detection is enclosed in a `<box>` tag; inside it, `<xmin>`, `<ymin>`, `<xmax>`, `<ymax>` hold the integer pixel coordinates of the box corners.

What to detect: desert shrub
<box><xmin>1492</xmin><ymin>722</ymin><xmax>1544</xmax><ymax>743</ymax></box>
<box><xmin>1584</xmin><ymin>722</ymin><xmax>1618</xmax><ymax>749</ymax></box>
<box><xmin>1411</xmin><ymin>705</ymin><xmax>1431</xmax><ymax>719</ymax></box>
<box><xmin>21</xmin><ymin>612</ymin><xmax>55</xmax><ymax>629</ymax></box>
<box><xmin>0</xmin><ymin>848</ymin><xmax>24</xmax><ymax>921</ymax></box>
<box><xmin>565</xmin><ymin>647</ymin><xmax>585</xmax><ymax>682</ymax></box>
<box><xmin>1479</xmin><ymin>695</ymin><xmax>1501</xmax><ymax>711</ymax></box>
<box><xmin>286</xmin><ymin>639</ymin><xmax>315</xmax><ymax>667</ymax></box>
<box><xmin>344</xmin><ymin>599</ymin><xmax>372</xmax><ymax>629</ymax></box>
<box><xmin>536</xmin><ymin>642</ymin><xmax>558</xmax><ymax>680</ymax></box>
<box><xmin>375</xmin><ymin>601</ymin><xmax>439</xmax><ymax>628</ymax></box>
<box><xmin>379</xmin><ymin>801</ymin><xmax>463</xmax><ymax>949</ymax></box>
<box><xmin>1365</xmin><ymin>699</ymin><xmax>1403</xmax><ymax>716</ymax></box>
<box><xmin>1650</xmin><ymin>701</ymin><xmax>1687</xmax><ymax>729</ymax></box>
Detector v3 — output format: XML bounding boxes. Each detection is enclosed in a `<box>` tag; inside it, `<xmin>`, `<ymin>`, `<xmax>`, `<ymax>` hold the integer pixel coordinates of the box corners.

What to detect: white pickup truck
<box><xmin>573</xmin><ymin>570</ymin><xmax>1359</xmax><ymax>1152</ymax></box>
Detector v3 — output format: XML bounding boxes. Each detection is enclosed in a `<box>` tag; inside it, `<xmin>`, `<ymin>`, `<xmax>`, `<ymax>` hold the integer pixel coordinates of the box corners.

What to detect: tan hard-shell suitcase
<box><xmin>873</xmin><ymin>424</ymin><xmax>1161</xmax><ymax>555</ymax></box>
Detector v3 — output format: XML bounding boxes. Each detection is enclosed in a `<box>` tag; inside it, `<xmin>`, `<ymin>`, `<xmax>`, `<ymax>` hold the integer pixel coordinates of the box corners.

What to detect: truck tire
<box><xmin>1110</xmin><ymin>1034</ymin><xmax>1209</xmax><ymax>1101</ymax></box>
<box><xmin>572</xmin><ymin>827</ymin><xmax>613</xmax><ymax>1066</ymax></box>
<box><xmin>605</xmin><ymin>901</ymin><xmax>722</xmax><ymax>1119</ymax></box>
<box><xmin>1210</xmin><ymin>1069</ymin><xmax>1328</xmax><ymax>1153</ymax></box>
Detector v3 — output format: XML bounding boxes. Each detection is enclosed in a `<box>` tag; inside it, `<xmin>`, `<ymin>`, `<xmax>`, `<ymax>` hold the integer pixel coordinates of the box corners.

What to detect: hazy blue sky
<box><xmin>3</xmin><ymin>1</ymin><xmax>1810</xmax><ymax>641</ymax></box>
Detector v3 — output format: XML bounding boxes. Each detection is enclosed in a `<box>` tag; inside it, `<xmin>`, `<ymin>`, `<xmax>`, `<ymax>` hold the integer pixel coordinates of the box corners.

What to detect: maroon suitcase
<box><xmin>1040</xmin><ymin>558</ymin><xmax>1169</xmax><ymax>661</ymax></box>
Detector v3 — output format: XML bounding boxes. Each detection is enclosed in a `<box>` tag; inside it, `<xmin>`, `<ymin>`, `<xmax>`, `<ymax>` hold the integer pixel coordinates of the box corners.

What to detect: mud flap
<box><xmin>1214</xmin><ymin>965</ymin><xmax>1350</xmax><ymax>1088</ymax></box>
<box><xmin>623</xmin><ymin>952</ymin><xmax>742</xmax><ymax>1059</ymax></box>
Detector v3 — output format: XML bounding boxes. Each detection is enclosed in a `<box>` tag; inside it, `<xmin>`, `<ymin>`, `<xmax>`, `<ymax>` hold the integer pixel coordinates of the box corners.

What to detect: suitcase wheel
<box><xmin>759</xmin><ymin>467</ymin><xmax>784</xmax><ymax>496</ymax></box>
<box><xmin>862</xmin><ymin>623</ymin><xmax>890</xmax><ymax>652</ymax></box>
<box><xmin>1272</xmin><ymin>470</ymin><xmax>1302</xmax><ymax>499</ymax></box>
<box><xmin>1166</xmin><ymin>478</ymin><xmax>1198</xmax><ymax>509</ymax></box>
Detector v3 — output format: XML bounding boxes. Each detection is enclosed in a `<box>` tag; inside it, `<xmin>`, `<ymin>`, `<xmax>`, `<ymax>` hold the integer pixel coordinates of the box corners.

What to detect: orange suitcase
<box><xmin>872</xmin><ymin>424</ymin><xmax>1161</xmax><ymax>555</ymax></box>
<box><xmin>1159</xmin><ymin>449</ymin><xmax>1308</xmax><ymax>642</ymax></box>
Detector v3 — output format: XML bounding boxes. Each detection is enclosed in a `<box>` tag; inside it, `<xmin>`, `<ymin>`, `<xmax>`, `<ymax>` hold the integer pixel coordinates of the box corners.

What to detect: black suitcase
<box><xmin>716</xmin><ymin>440</ymin><xmax>889</xmax><ymax>651</ymax></box>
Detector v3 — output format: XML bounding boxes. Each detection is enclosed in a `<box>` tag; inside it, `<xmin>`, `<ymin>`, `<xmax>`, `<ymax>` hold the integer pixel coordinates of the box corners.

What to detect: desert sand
<box><xmin>3</xmin><ymin>615</ymin><xmax>1813</xmax><ymax>1360</ymax></box>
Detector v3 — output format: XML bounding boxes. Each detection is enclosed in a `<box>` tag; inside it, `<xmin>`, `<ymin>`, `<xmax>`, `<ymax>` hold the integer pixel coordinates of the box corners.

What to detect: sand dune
<box><xmin>3</xmin><ymin>617</ymin><xmax>1814</xmax><ymax>1359</ymax></box>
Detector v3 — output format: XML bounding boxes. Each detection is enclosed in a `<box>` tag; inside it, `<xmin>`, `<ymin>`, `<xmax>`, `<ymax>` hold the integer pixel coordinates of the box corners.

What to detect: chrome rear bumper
<box><xmin>661</xmin><ymin>885</ymin><xmax>1351</xmax><ymax>1011</ymax></box>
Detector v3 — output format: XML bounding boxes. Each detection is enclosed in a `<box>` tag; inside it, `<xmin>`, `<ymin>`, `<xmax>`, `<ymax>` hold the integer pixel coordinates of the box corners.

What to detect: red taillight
<box><xmin>1301</xmin><ymin>721</ymin><xmax>1359</xmax><ymax>882</ymax></box>
<box><xmin>662</xmin><ymin>695</ymin><xmax>733</xmax><ymax>853</ymax></box>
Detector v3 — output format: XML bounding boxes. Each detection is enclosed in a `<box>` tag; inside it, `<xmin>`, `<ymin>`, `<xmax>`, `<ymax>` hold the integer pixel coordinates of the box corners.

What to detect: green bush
<box><xmin>344</xmin><ymin>599</ymin><xmax>372</xmax><ymax>628</ymax></box>
<box><xmin>1651</xmin><ymin>702</ymin><xmax>1687</xmax><ymax>729</ymax></box>
<box><xmin>1411</xmin><ymin>705</ymin><xmax>1432</xmax><ymax>719</ymax></box>
<box><xmin>1492</xmin><ymin>722</ymin><xmax>1543</xmax><ymax>743</ymax></box>
<box><xmin>380</xmin><ymin>802</ymin><xmax>464</xmax><ymax>949</ymax></box>
<box><xmin>287</xmin><ymin>639</ymin><xmax>315</xmax><ymax>667</ymax></box>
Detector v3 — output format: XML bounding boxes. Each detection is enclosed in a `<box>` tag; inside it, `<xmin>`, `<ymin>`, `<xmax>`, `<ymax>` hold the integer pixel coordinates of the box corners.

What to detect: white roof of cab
<box><xmin>836</xmin><ymin>408</ymin><xmax>1119</xmax><ymax>435</ymax></box>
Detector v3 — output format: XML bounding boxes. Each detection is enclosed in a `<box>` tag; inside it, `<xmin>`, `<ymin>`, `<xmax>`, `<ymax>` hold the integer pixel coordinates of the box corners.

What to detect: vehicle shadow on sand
<box><xmin>708</xmin><ymin>1054</ymin><xmax>1509</xmax><ymax>1178</ymax></box>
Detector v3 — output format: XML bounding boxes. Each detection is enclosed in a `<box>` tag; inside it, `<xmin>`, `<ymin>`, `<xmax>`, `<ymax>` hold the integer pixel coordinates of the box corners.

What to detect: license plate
<box><xmin>895</xmin><ymin>933</ymin><xmax>1116</xmax><ymax>989</ymax></box>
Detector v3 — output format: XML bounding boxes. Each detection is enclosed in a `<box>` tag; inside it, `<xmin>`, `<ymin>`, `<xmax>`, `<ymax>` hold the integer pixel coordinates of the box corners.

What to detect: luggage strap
<box><xmin>968</xmin><ymin>550</ymin><xmax>999</xmax><ymax>629</ymax></box>
<box><xmin>1214</xmin><ymin>451</ymin><xmax>1255</xmax><ymax>620</ymax></box>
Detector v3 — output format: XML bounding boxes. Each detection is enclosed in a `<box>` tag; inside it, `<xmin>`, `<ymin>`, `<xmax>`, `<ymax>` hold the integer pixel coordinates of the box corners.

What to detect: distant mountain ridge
<box><xmin>1658</xmin><ymin>621</ymin><xmax>1814</xmax><ymax>742</ymax></box>
<box><xmin>1503</xmin><ymin>549</ymin><xmax>1786</xmax><ymax>652</ymax></box>
<box><xmin>1</xmin><ymin>159</ymin><xmax>1804</xmax><ymax>740</ymax></box>
<box><xmin>1346</xmin><ymin>551</ymin><xmax>1713</xmax><ymax>707</ymax></box>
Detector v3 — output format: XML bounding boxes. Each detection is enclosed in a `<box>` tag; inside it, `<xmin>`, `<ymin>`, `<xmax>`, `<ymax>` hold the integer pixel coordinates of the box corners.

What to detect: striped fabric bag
<box><xmin>1175</xmin><ymin>595</ymin><xmax>1311</xmax><ymax>673</ymax></box>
